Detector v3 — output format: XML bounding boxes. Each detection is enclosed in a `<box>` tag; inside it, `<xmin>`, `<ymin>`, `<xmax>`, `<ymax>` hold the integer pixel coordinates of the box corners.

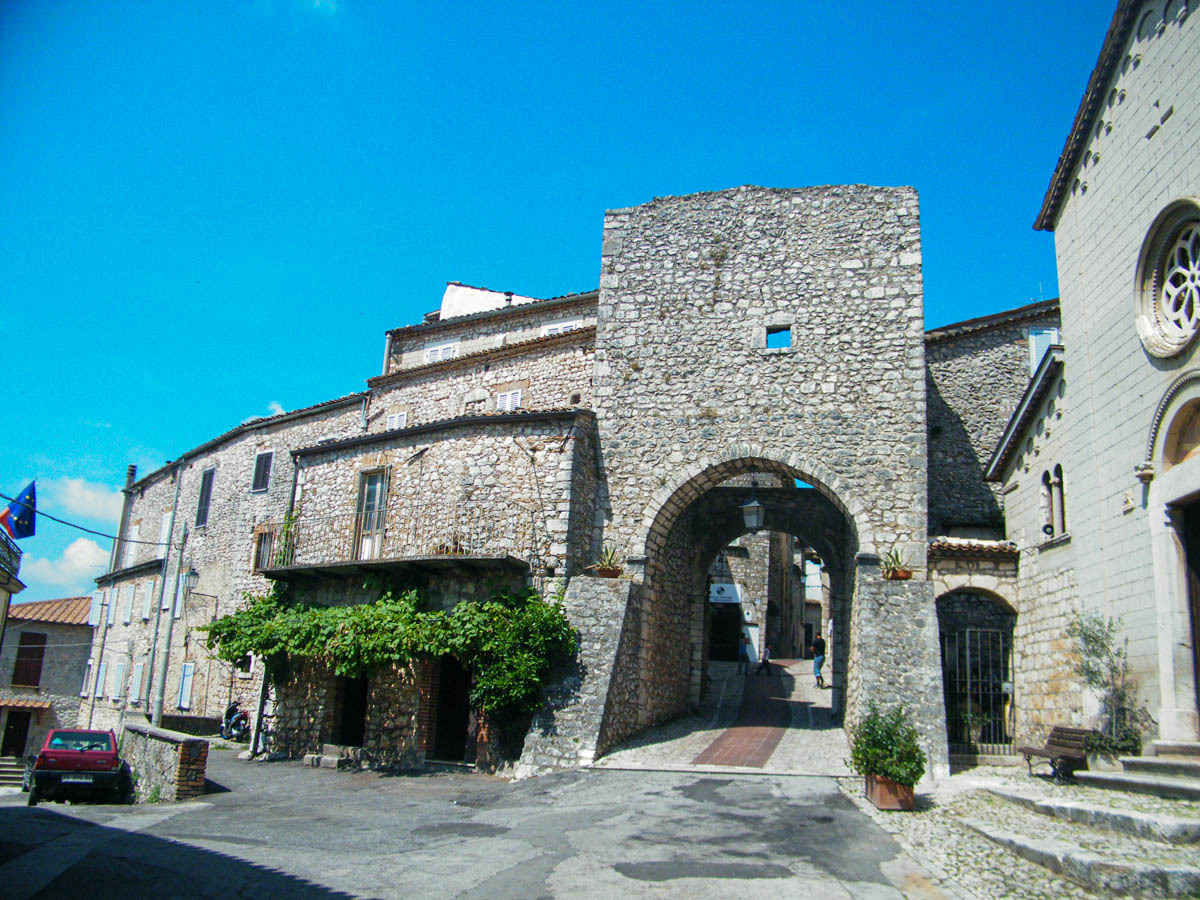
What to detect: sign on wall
<box><xmin>709</xmin><ymin>583</ymin><xmax>742</xmax><ymax>604</ymax></box>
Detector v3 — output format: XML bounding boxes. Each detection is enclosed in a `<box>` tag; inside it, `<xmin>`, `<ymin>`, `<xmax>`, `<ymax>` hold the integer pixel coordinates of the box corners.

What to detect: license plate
<box><xmin>61</xmin><ymin>774</ymin><xmax>93</xmax><ymax>784</ymax></box>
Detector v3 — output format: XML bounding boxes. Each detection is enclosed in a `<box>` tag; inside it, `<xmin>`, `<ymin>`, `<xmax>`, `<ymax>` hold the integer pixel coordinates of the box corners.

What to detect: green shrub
<box><xmin>1085</xmin><ymin>726</ymin><xmax>1141</xmax><ymax>759</ymax></box>
<box><xmin>847</xmin><ymin>702</ymin><xmax>927</xmax><ymax>787</ymax></box>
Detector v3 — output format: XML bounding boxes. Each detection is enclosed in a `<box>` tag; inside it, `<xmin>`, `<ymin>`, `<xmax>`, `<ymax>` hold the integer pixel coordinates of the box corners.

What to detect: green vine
<box><xmin>202</xmin><ymin>583</ymin><xmax>577</xmax><ymax>724</ymax></box>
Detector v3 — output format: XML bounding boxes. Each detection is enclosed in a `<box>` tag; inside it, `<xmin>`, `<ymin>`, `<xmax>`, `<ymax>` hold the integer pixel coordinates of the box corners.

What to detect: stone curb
<box><xmin>589</xmin><ymin>761</ymin><xmax>850</xmax><ymax>777</ymax></box>
<box><xmin>986</xmin><ymin>788</ymin><xmax>1200</xmax><ymax>843</ymax></box>
<box><xmin>960</xmin><ymin>817</ymin><xmax>1200</xmax><ymax>897</ymax></box>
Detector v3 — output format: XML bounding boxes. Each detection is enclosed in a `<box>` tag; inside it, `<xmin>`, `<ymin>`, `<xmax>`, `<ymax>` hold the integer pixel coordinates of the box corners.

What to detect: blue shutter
<box><xmin>177</xmin><ymin>662</ymin><xmax>195</xmax><ymax>709</ymax></box>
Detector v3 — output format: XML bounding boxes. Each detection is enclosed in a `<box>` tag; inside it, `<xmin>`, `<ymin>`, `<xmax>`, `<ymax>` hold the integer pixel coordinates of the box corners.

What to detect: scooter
<box><xmin>221</xmin><ymin>702</ymin><xmax>250</xmax><ymax>742</ymax></box>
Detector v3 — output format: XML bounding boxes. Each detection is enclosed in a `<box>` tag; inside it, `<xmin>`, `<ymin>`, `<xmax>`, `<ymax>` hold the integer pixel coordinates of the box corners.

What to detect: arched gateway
<box><xmin>518</xmin><ymin>186</ymin><xmax>950</xmax><ymax>779</ymax></box>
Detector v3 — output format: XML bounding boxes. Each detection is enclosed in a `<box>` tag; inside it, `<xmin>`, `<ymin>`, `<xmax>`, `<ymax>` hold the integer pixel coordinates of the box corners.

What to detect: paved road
<box><xmin>0</xmin><ymin>748</ymin><xmax>951</xmax><ymax>899</ymax></box>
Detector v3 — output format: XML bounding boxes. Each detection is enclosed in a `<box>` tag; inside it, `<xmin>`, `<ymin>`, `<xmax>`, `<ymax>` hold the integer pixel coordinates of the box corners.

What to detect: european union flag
<box><xmin>0</xmin><ymin>481</ymin><xmax>36</xmax><ymax>540</ymax></box>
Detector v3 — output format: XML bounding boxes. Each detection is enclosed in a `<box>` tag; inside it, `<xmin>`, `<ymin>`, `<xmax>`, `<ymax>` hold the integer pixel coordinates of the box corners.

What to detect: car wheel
<box><xmin>27</xmin><ymin>787</ymin><xmax>38</xmax><ymax>807</ymax></box>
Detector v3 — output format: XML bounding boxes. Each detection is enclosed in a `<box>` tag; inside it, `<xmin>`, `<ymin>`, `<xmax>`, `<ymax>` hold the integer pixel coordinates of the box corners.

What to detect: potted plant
<box><xmin>847</xmin><ymin>701</ymin><xmax>926</xmax><ymax>810</ymax></box>
<box><xmin>880</xmin><ymin>549</ymin><xmax>913</xmax><ymax>581</ymax></box>
<box><xmin>587</xmin><ymin>546</ymin><xmax>623</xmax><ymax>578</ymax></box>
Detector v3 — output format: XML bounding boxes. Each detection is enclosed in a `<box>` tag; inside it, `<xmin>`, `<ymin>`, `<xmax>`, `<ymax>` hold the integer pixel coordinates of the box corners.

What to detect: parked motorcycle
<box><xmin>221</xmin><ymin>702</ymin><xmax>250</xmax><ymax>742</ymax></box>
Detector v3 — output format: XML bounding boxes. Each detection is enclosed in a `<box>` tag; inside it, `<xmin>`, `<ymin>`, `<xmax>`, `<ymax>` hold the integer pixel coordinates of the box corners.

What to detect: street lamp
<box><xmin>184</xmin><ymin>567</ymin><xmax>200</xmax><ymax>594</ymax></box>
<box><xmin>740</xmin><ymin>479</ymin><xmax>765</xmax><ymax>532</ymax></box>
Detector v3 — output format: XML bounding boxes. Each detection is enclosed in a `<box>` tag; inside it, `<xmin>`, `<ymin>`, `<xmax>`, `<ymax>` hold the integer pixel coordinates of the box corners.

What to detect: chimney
<box><xmin>125</xmin><ymin>465</ymin><xmax>138</xmax><ymax>488</ymax></box>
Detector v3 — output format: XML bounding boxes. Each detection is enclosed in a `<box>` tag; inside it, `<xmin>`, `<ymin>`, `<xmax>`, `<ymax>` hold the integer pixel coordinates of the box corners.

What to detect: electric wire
<box><xmin>0</xmin><ymin>491</ymin><xmax>178</xmax><ymax>547</ymax></box>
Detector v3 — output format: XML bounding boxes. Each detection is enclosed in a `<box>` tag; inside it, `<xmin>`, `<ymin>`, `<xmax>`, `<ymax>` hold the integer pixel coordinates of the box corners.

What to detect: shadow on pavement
<box><xmin>0</xmin><ymin>807</ymin><xmax>365</xmax><ymax>900</ymax></box>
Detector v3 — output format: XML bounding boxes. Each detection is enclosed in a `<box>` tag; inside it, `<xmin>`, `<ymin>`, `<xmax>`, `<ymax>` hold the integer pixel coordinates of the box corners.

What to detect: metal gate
<box><xmin>940</xmin><ymin>627</ymin><xmax>1013</xmax><ymax>753</ymax></box>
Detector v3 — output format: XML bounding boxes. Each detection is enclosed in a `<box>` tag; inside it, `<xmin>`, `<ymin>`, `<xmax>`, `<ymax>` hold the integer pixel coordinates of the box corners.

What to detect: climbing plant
<box><xmin>202</xmin><ymin>582</ymin><xmax>576</xmax><ymax>724</ymax></box>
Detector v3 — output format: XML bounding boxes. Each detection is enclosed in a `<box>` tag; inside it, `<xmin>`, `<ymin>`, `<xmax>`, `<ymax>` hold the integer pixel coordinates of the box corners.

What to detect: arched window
<box><xmin>1041</xmin><ymin>471</ymin><xmax>1056</xmax><ymax>538</ymax></box>
<box><xmin>1052</xmin><ymin>465</ymin><xmax>1066</xmax><ymax>535</ymax></box>
<box><xmin>1136</xmin><ymin>200</ymin><xmax>1200</xmax><ymax>358</ymax></box>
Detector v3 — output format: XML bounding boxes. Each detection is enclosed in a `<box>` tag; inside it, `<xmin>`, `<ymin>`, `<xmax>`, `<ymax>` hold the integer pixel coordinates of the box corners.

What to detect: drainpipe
<box><xmin>85</xmin><ymin>591</ymin><xmax>111</xmax><ymax>729</ymax></box>
<box><xmin>381</xmin><ymin>333</ymin><xmax>393</xmax><ymax>376</ymax></box>
<box><xmin>144</xmin><ymin>466</ymin><xmax>183</xmax><ymax>723</ymax></box>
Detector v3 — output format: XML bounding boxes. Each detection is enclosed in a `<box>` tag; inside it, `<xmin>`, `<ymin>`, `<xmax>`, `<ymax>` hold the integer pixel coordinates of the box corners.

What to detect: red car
<box><xmin>25</xmin><ymin>728</ymin><xmax>131</xmax><ymax>806</ymax></box>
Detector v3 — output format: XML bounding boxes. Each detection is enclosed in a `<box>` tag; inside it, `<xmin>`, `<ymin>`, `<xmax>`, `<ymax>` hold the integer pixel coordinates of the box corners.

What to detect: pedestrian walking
<box><xmin>755</xmin><ymin>644</ymin><xmax>772</xmax><ymax>676</ymax></box>
<box><xmin>737</xmin><ymin>633</ymin><xmax>751</xmax><ymax>675</ymax></box>
<box><xmin>811</xmin><ymin>631</ymin><xmax>826</xmax><ymax>688</ymax></box>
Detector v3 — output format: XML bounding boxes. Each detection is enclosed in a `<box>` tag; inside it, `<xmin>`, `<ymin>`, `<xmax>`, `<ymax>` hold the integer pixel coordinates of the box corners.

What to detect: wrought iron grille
<box><xmin>940</xmin><ymin>626</ymin><xmax>1014</xmax><ymax>753</ymax></box>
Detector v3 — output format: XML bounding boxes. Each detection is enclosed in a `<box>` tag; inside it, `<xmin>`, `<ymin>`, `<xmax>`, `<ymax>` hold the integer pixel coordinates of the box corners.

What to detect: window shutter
<box><xmin>130</xmin><ymin>662</ymin><xmax>144</xmax><ymax>703</ymax></box>
<box><xmin>141</xmin><ymin>582</ymin><xmax>153</xmax><ymax>620</ymax></box>
<box><xmin>112</xmin><ymin>661</ymin><xmax>126</xmax><ymax>700</ymax></box>
<box><xmin>95</xmin><ymin>661</ymin><xmax>107</xmax><ymax>698</ymax></box>
<box><xmin>162</xmin><ymin>575</ymin><xmax>172</xmax><ymax>610</ymax></box>
<box><xmin>123</xmin><ymin>523</ymin><xmax>140</xmax><ymax>568</ymax></box>
<box><xmin>88</xmin><ymin>593</ymin><xmax>103</xmax><ymax>627</ymax></box>
<box><xmin>105</xmin><ymin>590</ymin><xmax>116</xmax><ymax>626</ymax></box>
<box><xmin>122</xmin><ymin>585</ymin><xmax>134</xmax><ymax>623</ymax></box>
<box><xmin>173</xmin><ymin>572</ymin><xmax>186</xmax><ymax>618</ymax></box>
<box><xmin>387</xmin><ymin>412</ymin><xmax>408</xmax><ymax>430</ymax></box>
<box><xmin>159</xmin><ymin>512</ymin><xmax>171</xmax><ymax>549</ymax></box>
<box><xmin>12</xmin><ymin>632</ymin><xmax>47</xmax><ymax>687</ymax></box>
<box><xmin>177</xmin><ymin>662</ymin><xmax>195</xmax><ymax>709</ymax></box>
<box><xmin>252</xmin><ymin>453</ymin><xmax>273</xmax><ymax>492</ymax></box>
<box><xmin>196</xmin><ymin>467</ymin><xmax>215</xmax><ymax>527</ymax></box>
<box><xmin>80</xmin><ymin>660</ymin><xmax>93</xmax><ymax>697</ymax></box>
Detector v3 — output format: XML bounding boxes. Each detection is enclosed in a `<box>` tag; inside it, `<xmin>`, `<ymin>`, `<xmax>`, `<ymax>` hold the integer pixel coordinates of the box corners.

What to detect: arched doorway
<box><xmin>936</xmin><ymin>590</ymin><xmax>1016</xmax><ymax>754</ymax></box>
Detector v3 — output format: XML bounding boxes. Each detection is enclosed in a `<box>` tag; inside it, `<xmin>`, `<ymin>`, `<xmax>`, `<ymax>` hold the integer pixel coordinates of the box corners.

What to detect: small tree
<box><xmin>1066</xmin><ymin>610</ymin><xmax>1153</xmax><ymax>755</ymax></box>
<box><xmin>847</xmin><ymin>702</ymin><xmax>927</xmax><ymax>787</ymax></box>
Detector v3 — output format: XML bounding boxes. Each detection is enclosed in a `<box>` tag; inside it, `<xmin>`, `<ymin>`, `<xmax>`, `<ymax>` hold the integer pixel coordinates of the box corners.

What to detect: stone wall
<box><xmin>0</xmin><ymin>621</ymin><xmax>91</xmax><ymax>757</ymax></box>
<box><xmin>370</xmin><ymin>332</ymin><xmax>594</xmax><ymax>425</ymax></box>
<box><xmin>121</xmin><ymin>722</ymin><xmax>209</xmax><ymax>802</ymax></box>
<box><xmin>925</xmin><ymin>305</ymin><xmax>1060</xmax><ymax>536</ymax></box>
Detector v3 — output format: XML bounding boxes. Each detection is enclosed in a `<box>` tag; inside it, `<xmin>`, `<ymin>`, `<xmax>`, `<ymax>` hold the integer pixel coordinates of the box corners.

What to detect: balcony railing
<box><xmin>0</xmin><ymin>528</ymin><xmax>21</xmax><ymax>579</ymax></box>
<box><xmin>271</xmin><ymin>504</ymin><xmax>544</xmax><ymax>569</ymax></box>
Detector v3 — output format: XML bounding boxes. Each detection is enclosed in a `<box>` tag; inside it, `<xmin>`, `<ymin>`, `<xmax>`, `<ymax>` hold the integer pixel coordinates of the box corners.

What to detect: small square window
<box><xmin>425</xmin><ymin>342</ymin><xmax>458</xmax><ymax>363</ymax></box>
<box><xmin>496</xmin><ymin>389</ymin><xmax>522</xmax><ymax>412</ymax></box>
<box><xmin>386</xmin><ymin>412</ymin><xmax>408</xmax><ymax>430</ymax></box>
<box><xmin>766</xmin><ymin>326</ymin><xmax>791</xmax><ymax>350</ymax></box>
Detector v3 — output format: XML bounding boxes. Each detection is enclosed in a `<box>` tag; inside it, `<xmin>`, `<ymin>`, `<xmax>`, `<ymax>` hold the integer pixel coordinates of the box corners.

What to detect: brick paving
<box><xmin>691</xmin><ymin>662</ymin><xmax>793</xmax><ymax>767</ymax></box>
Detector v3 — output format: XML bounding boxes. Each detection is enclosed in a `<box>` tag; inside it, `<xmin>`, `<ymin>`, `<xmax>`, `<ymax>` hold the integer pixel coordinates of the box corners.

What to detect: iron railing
<box><xmin>271</xmin><ymin>504</ymin><xmax>544</xmax><ymax>568</ymax></box>
<box><xmin>0</xmin><ymin>528</ymin><xmax>20</xmax><ymax>579</ymax></box>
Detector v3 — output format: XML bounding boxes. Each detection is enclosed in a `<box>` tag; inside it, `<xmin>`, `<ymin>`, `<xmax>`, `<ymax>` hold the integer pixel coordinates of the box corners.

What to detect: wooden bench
<box><xmin>1017</xmin><ymin>726</ymin><xmax>1094</xmax><ymax>780</ymax></box>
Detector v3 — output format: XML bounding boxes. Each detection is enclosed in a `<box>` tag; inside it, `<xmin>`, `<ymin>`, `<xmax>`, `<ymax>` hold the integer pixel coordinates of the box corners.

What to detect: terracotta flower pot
<box><xmin>593</xmin><ymin>566</ymin><xmax>622</xmax><ymax>578</ymax></box>
<box><xmin>884</xmin><ymin>568</ymin><xmax>913</xmax><ymax>581</ymax></box>
<box><xmin>865</xmin><ymin>774</ymin><xmax>915</xmax><ymax>810</ymax></box>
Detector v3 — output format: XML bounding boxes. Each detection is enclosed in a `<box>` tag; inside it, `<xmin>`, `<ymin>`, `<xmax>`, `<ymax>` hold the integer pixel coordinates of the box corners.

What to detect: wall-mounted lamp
<box><xmin>740</xmin><ymin>479</ymin><xmax>765</xmax><ymax>533</ymax></box>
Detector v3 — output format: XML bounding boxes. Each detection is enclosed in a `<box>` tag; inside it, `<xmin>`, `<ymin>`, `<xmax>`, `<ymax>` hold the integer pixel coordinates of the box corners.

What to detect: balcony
<box><xmin>0</xmin><ymin>528</ymin><xmax>21</xmax><ymax>580</ymax></box>
<box><xmin>263</xmin><ymin>506</ymin><xmax>538</xmax><ymax>581</ymax></box>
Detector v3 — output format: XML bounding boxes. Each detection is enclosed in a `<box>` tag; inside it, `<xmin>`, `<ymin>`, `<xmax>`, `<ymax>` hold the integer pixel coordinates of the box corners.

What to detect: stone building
<box><xmin>1007</xmin><ymin>0</ymin><xmax>1200</xmax><ymax>746</ymax></box>
<box><xmin>1</xmin><ymin>596</ymin><xmax>92</xmax><ymax>758</ymax></box>
<box><xmin>86</xmin><ymin>185</ymin><xmax>1071</xmax><ymax>779</ymax></box>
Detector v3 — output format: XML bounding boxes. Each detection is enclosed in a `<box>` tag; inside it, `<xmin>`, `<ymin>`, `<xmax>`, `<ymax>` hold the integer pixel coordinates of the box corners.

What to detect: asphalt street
<box><xmin>0</xmin><ymin>747</ymin><xmax>950</xmax><ymax>899</ymax></box>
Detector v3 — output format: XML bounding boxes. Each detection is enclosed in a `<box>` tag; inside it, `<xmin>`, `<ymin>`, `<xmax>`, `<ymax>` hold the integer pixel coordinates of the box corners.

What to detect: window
<box><xmin>1040</xmin><ymin>467</ymin><xmax>1067</xmax><ymax>540</ymax></box>
<box><xmin>1041</xmin><ymin>471</ymin><xmax>1055</xmax><ymax>538</ymax></box>
<box><xmin>1052</xmin><ymin>464</ymin><xmax>1066</xmax><ymax>535</ymax></box>
<box><xmin>80</xmin><ymin>660</ymin><xmax>92</xmax><ymax>697</ymax></box>
<box><xmin>251</xmin><ymin>452</ymin><xmax>273</xmax><ymax>493</ymax></box>
<box><xmin>542</xmin><ymin>320</ymin><xmax>582</xmax><ymax>337</ymax></box>
<box><xmin>141</xmin><ymin>582</ymin><xmax>153</xmax><ymax>620</ymax></box>
<box><xmin>1028</xmin><ymin>327</ymin><xmax>1060</xmax><ymax>374</ymax></box>
<box><xmin>386</xmin><ymin>412</ymin><xmax>408</xmax><ymax>430</ymax></box>
<box><xmin>253</xmin><ymin>529</ymin><xmax>276</xmax><ymax>572</ymax></box>
<box><xmin>122</xmin><ymin>585</ymin><xmax>134</xmax><ymax>623</ymax></box>
<box><xmin>1136</xmin><ymin>201</ymin><xmax>1200</xmax><ymax>357</ymax></box>
<box><xmin>496</xmin><ymin>389</ymin><xmax>522</xmax><ymax>412</ymax></box>
<box><xmin>12</xmin><ymin>632</ymin><xmax>47</xmax><ymax>687</ymax></box>
<box><xmin>123</xmin><ymin>522</ymin><xmax>140</xmax><ymax>568</ymax></box>
<box><xmin>765</xmin><ymin>326</ymin><xmax>792</xmax><ymax>350</ymax></box>
<box><xmin>425</xmin><ymin>342</ymin><xmax>458</xmax><ymax>363</ymax></box>
<box><xmin>235</xmin><ymin>653</ymin><xmax>255</xmax><ymax>679</ymax></box>
<box><xmin>159</xmin><ymin>512</ymin><xmax>172</xmax><ymax>549</ymax></box>
<box><xmin>112</xmin><ymin>661</ymin><xmax>126</xmax><ymax>701</ymax></box>
<box><xmin>106</xmin><ymin>589</ymin><xmax>117</xmax><ymax>626</ymax></box>
<box><xmin>130</xmin><ymin>662</ymin><xmax>145</xmax><ymax>704</ymax></box>
<box><xmin>177</xmin><ymin>662</ymin><xmax>195</xmax><ymax>709</ymax></box>
<box><xmin>196</xmin><ymin>467</ymin><xmax>215</xmax><ymax>527</ymax></box>
<box><xmin>355</xmin><ymin>470</ymin><xmax>387</xmax><ymax>561</ymax></box>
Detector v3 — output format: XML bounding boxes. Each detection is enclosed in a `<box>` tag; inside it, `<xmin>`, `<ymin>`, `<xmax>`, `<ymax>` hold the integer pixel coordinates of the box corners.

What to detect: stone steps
<box><xmin>0</xmin><ymin>757</ymin><xmax>25</xmax><ymax>787</ymax></box>
<box><xmin>1153</xmin><ymin>741</ymin><xmax>1200</xmax><ymax>758</ymax></box>
<box><xmin>1123</xmin><ymin>756</ymin><xmax>1200</xmax><ymax>779</ymax></box>
<box><xmin>1075</xmin><ymin>769</ymin><xmax>1200</xmax><ymax>800</ymax></box>
<box><xmin>986</xmin><ymin>788</ymin><xmax>1200</xmax><ymax>843</ymax></box>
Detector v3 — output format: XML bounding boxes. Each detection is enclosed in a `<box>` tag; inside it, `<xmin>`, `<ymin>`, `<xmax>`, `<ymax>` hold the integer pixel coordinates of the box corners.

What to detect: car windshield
<box><xmin>47</xmin><ymin>731</ymin><xmax>113</xmax><ymax>752</ymax></box>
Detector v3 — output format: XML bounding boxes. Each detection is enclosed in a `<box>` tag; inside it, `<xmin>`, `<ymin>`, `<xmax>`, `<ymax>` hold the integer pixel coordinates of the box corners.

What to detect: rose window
<box><xmin>1136</xmin><ymin>203</ymin><xmax>1200</xmax><ymax>358</ymax></box>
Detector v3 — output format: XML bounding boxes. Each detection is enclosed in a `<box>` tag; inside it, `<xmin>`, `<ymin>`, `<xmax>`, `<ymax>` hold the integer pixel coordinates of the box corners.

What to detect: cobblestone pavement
<box><xmin>596</xmin><ymin>659</ymin><xmax>853</xmax><ymax>775</ymax></box>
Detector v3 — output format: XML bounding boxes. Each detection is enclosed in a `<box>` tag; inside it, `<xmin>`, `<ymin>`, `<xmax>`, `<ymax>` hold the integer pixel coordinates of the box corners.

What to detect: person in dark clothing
<box><xmin>755</xmin><ymin>644</ymin><xmax>772</xmax><ymax>676</ymax></box>
<box><xmin>811</xmin><ymin>631</ymin><xmax>826</xmax><ymax>688</ymax></box>
<box><xmin>737</xmin><ymin>633</ymin><xmax>751</xmax><ymax>675</ymax></box>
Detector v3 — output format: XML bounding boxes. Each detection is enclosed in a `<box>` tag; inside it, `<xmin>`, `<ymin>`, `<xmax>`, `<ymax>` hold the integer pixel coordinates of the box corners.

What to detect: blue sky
<box><xmin>2</xmin><ymin>0</ymin><xmax>1111</xmax><ymax>603</ymax></box>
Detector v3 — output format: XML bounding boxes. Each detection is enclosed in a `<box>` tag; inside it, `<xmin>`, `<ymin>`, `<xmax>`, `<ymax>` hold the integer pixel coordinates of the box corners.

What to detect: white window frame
<box><xmin>496</xmin><ymin>389</ymin><xmax>522</xmax><ymax>412</ymax></box>
<box><xmin>235</xmin><ymin>653</ymin><xmax>255</xmax><ymax>680</ymax></box>
<box><xmin>177</xmin><ymin>662</ymin><xmax>195</xmax><ymax>709</ymax></box>
<box><xmin>541</xmin><ymin>320</ymin><xmax>582</xmax><ymax>337</ymax></box>
<box><xmin>386</xmin><ymin>412</ymin><xmax>408</xmax><ymax>430</ymax></box>
<box><xmin>425</xmin><ymin>342</ymin><xmax>459</xmax><ymax>363</ymax></box>
<box><xmin>253</xmin><ymin>530</ymin><xmax>275</xmax><ymax>572</ymax></box>
<box><xmin>1028</xmin><ymin>326</ymin><xmax>1060</xmax><ymax>374</ymax></box>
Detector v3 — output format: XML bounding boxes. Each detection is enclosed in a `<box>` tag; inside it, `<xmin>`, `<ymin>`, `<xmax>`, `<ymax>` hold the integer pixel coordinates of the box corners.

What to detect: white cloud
<box><xmin>42</xmin><ymin>478</ymin><xmax>124</xmax><ymax>524</ymax></box>
<box><xmin>268</xmin><ymin>401</ymin><xmax>285</xmax><ymax>416</ymax></box>
<box><xmin>21</xmin><ymin>538</ymin><xmax>110</xmax><ymax>589</ymax></box>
